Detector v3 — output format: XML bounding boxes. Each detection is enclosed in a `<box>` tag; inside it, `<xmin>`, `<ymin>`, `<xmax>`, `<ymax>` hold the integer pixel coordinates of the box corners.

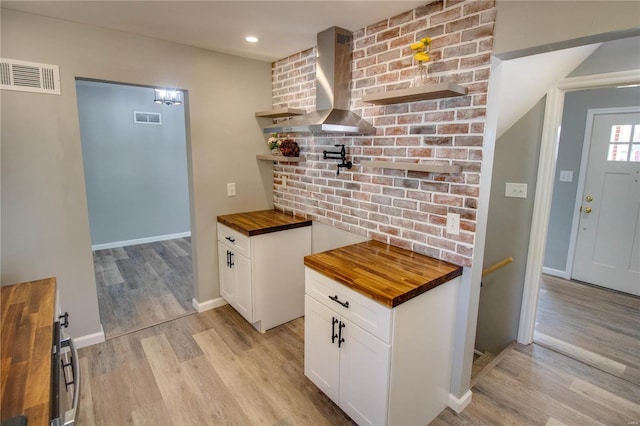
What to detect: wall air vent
<box><xmin>134</xmin><ymin>111</ymin><xmax>162</xmax><ymax>125</ymax></box>
<box><xmin>0</xmin><ymin>58</ymin><xmax>61</xmax><ymax>95</ymax></box>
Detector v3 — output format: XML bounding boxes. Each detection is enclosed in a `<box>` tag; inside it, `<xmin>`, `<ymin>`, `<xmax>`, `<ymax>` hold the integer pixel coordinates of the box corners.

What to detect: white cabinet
<box><xmin>217</xmin><ymin>240</ymin><xmax>252</xmax><ymax>322</ymax></box>
<box><xmin>217</xmin><ymin>222</ymin><xmax>311</xmax><ymax>333</ymax></box>
<box><xmin>305</xmin><ymin>295</ymin><xmax>390</xmax><ymax>425</ymax></box>
<box><xmin>304</xmin><ymin>267</ymin><xmax>460</xmax><ymax>425</ymax></box>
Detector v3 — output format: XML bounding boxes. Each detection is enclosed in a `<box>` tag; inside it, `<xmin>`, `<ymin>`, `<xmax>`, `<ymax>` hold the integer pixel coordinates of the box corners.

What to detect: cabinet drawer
<box><xmin>217</xmin><ymin>223</ymin><xmax>250</xmax><ymax>257</ymax></box>
<box><xmin>305</xmin><ymin>267</ymin><xmax>392</xmax><ymax>344</ymax></box>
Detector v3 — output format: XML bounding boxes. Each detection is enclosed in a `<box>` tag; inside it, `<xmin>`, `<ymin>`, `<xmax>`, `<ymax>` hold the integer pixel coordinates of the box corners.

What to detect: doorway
<box><xmin>76</xmin><ymin>79</ymin><xmax>195</xmax><ymax>338</ymax></box>
<box><xmin>518</xmin><ymin>71</ymin><xmax>640</xmax><ymax>344</ymax></box>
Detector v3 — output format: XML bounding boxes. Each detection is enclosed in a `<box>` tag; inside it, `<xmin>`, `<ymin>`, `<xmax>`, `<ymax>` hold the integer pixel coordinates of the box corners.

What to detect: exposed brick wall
<box><xmin>269</xmin><ymin>0</ymin><xmax>495</xmax><ymax>267</ymax></box>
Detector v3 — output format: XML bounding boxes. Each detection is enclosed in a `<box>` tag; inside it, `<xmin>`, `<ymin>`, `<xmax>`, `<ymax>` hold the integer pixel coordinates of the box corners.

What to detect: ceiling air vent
<box><xmin>134</xmin><ymin>111</ymin><xmax>162</xmax><ymax>125</ymax></box>
<box><xmin>0</xmin><ymin>58</ymin><xmax>61</xmax><ymax>95</ymax></box>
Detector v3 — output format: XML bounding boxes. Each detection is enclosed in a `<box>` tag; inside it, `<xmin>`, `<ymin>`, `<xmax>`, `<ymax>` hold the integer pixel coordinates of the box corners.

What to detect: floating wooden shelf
<box><xmin>257</xmin><ymin>154</ymin><xmax>304</xmax><ymax>162</ymax></box>
<box><xmin>362</xmin><ymin>83</ymin><xmax>468</xmax><ymax>105</ymax></box>
<box><xmin>255</xmin><ymin>108</ymin><xmax>306</xmax><ymax>118</ymax></box>
<box><xmin>361</xmin><ymin>160</ymin><xmax>461</xmax><ymax>174</ymax></box>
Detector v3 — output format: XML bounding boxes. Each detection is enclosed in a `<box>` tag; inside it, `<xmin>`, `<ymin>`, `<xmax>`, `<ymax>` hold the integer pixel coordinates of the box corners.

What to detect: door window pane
<box><xmin>630</xmin><ymin>144</ymin><xmax>640</xmax><ymax>162</ymax></box>
<box><xmin>608</xmin><ymin>143</ymin><xmax>629</xmax><ymax>161</ymax></box>
<box><xmin>633</xmin><ymin>125</ymin><xmax>640</xmax><ymax>142</ymax></box>
<box><xmin>610</xmin><ymin>125</ymin><xmax>632</xmax><ymax>142</ymax></box>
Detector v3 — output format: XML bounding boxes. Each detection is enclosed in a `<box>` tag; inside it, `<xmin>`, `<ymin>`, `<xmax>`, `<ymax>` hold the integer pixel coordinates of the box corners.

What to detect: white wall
<box><xmin>0</xmin><ymin>10</ymin><xmax>273</xmax><ymax>339</ymax></box>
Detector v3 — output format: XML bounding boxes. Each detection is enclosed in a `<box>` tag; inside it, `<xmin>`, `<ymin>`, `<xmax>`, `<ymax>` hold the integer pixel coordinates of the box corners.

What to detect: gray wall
<box><xmin>475</xmin><ymin>98</ymin><xmax>545</xmax><ymax>354</ymax></box>
<box><xmin>543</xmin><ymin>86</ymin><xmax>640</xmax><ymax>271</ymax></box>
<box><xmin>568</xmin><ymin>37</ymin><xmax>640</xmax><ymax>77</ymax></box>
<box><xmin>1</xmin><ymin>9</ymin><xmax>273</xmax><ymax>339</ymax></box>
<box><xmin>77</xmin><ymin>81</ymin><xmax>190</xmax><ymax>246</ymax></box>
<box><xmin>494</xmin><ymin>1</ymin><xmax>640</xmax><ymax>58</ymax></box>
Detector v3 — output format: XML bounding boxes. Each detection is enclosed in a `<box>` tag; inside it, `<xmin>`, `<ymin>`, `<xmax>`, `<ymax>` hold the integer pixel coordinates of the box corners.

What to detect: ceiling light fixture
<box><xmin>245</xmin><ymin>36</ymin><xmax>259</xmax><ymax>43</ymax></box>
<box><xmin>154</xmin><ymin>89</ymin><xmax>183</xmax><ymax>106</ymax></box>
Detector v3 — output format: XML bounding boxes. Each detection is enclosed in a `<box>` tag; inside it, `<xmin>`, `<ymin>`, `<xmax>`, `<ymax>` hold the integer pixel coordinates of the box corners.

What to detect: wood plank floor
<box><xmin>78</xmin><ymin>305</ymin><xmax>354</xmax><ymax>426</ymax></box>
<box><xmin>77</xmin><ymin>303</ymin><xmax>640</xmax><ymax>426</ymax></box>
<box><xmin>534</xmin><ymin>275</ymin><xmax>640</xmax><ymax>385</ymax></box>
<box><xmin>93</xmin><ymin>238</ymin><xmax>195</xmax><ymax>339</ymax></box>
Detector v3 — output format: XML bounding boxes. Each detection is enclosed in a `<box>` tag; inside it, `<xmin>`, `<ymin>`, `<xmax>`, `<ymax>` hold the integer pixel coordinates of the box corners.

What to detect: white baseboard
<box><xmin>74</xmin><ymin>325</ymin><xmax>105</xmax><ymax>349</ymax></box>
<box><xmin>192</xmin><ymin>297</ymin><xmax>227</xmax><ymax>313</ymax></box>
<box><xmin>448</xmin><ymin>390</ymin><xmax>473</xmax><ymax>414</ymax></box>
<box><xmin>541</xmin><ymin>267</ymin><xmax>568</xmax><ymax>279</ymax></box>
<box><xmin>92</xmin><ymin>232</ymin><xmax>191</xmax><ymax>251</ymax></box>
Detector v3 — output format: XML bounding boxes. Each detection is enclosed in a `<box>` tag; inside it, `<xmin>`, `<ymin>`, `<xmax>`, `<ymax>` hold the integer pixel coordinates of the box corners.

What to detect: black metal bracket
<box><xmin>323</xmin><ymin>144</ymin><xmax>352</xmax><ymax>175</ymax></box>
<box><xmin>59</xmin><ymin>312</ymin><xmax>69</xmax><ymax>328</ymax></box>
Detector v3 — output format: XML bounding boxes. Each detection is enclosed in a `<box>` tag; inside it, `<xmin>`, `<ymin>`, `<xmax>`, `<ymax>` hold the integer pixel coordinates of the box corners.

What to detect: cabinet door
<box><xmin>218</xmin><ymin>241</ymin><xmax>235</xmax><ymax>304</ymax></box>
<box><xmin>339</xmin><ymin>318</ymin><xmax>391</xmax><ymax>426</ymax></box>
<box><xmin>233</xmin><ymin>251</ymin><xmax>252</xmax><ymax>323</ymax></box>
<box><xmin>304</xmin><ymin>295</ymin><xmax>340</xmax><ymax>404</ymax></box>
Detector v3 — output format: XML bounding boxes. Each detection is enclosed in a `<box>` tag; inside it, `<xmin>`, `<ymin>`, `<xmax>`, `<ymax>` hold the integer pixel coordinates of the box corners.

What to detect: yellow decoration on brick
<box><xmin>411</xmin><ymin>40</ymin><xmax>425</xmax><ymax>51</ymax></box>
<box><xmin>414</xmin><ymin>52</ymin><xmax>430</xmax><ymax>62</ymax></box>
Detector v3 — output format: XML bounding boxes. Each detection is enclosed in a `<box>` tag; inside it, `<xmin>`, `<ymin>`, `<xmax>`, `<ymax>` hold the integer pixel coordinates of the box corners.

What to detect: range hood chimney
<box><xmin>264</xmin><ymin>27</ymin><xmax>376</xmax><ymax>135</ymax></box>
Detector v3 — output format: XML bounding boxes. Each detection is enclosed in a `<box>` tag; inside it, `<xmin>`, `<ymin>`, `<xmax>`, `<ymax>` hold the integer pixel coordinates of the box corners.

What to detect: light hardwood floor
<box><xmin>93</xmin><ymin>238</ymin><xmax>195</xmax><ymax>339</ymax></box>
<box><xmin>77</xmin><ymin>303</ymin><xmax>640</xmax><ymax>426</ymax></box>
<box><xmin>534</xmin><ymin>275</ymin><xmax>640</xmax><ymax>385</ymax></box>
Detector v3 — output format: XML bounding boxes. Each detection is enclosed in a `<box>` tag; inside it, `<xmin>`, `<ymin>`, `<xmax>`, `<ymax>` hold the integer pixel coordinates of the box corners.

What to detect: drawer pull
<box><xmin>338</xmin><ymin>321</ymin><xmax>346</xmax><ymax>348</ymax></box>
<box><xmin>59</xmin><ymin>312</ymin><xmax>69</xmax><ymax>328</ymax></box>
<box><xmin>331</xmin><ymin>317</ymin><xmax>339</xmax><ymax>343</ymax></box>
<box><xmin>329</xmin><ymin>295</ymin><xmax>349</xmax><ymax>309</ymax></box>
<box><xmin>225</xmin><ymin>236</ymin><xmax>236</xmax><ymax>243</ymax></box>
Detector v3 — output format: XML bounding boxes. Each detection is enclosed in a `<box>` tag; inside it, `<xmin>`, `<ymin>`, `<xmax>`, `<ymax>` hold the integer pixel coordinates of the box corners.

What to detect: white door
<box><xmin>339</xmin><ymin>318</ymin><xmax>390</xmax><ymax>426</ymax></box>
<box><xmin>304</xmin><ymin>296</ymin><xmax>340</xmax><ymax>404</ymax></box>
<box><xmin>233</xmin><ymin>251</ymin><xmax>253</xmax><ymax>322</ymax></box>
<box><xmin>218</xmin><ymin>241</ymin><xmax>235</xmax><ymax>303</ymax></box>
<box><xmin>572</xmin><ymin>111</ymin><xmax>640</xmax><ymax>295</ymax></box>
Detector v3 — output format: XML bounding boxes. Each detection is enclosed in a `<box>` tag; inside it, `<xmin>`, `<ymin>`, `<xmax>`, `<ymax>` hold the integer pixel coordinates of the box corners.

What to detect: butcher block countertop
<box><xmin>1</xmin><ymin>277</ymin><xmax>56</xmax><ymax>426</ymax></box>
<box><xmin>217</xmin><ymin>209</ymin><xmax>312</xmax><ymax>236</ymax></box>
<box><xmin>304</xmin><ymin>240</ymin><xmax>462</xmax><ymax>308</ymax></box>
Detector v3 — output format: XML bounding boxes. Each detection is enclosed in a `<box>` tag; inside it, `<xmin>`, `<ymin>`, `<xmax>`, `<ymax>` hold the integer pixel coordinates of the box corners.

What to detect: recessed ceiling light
<box><xmin>245</xmin><ymin>36</ymin><xmax>259</xmax><ymax>43</ymax></box>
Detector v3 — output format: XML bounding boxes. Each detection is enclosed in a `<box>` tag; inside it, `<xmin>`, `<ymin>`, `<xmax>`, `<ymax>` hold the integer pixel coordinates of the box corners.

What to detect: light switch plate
<box><xmin>505</xmin><ymin>182</ymin><xmax>527</xmax><ymax>198</ymax></box>
<box><xmin>227</xmin><ymin>182</ymin><xmax>236</xmax><ymax>197</ymax></box>
<box><xmin>559</xmin><ymin>170</ymin><xmax>573</xmax><ymax>182</ymax></box>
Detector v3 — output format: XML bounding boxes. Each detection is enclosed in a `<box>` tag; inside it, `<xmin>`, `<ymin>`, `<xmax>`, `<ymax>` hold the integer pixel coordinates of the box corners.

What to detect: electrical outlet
<box><xmin>505</xmin><ymin>182</ymin><xmax>527</xmax><ymax>198</ymax></box>
<box><xmin>446</xmin><ymin>212</ymin><xmax>460</xmax><ymax>235</ymax></box>
<box><xmin>227</xmin><ymin>183</ymin><xmax>236</xmax><ymax>197</ymax></box>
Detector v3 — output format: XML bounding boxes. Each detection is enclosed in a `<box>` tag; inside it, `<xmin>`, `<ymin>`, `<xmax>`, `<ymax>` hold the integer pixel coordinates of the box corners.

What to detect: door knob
<box><xmin>585</xmin><ymin>195</ymin><xmax>593</xmax><ymax>202</ymax></box>
<box><xmin>584</xmin><ymin>207</ymin><xmax>592</xmax><ymax>213</ymax></box>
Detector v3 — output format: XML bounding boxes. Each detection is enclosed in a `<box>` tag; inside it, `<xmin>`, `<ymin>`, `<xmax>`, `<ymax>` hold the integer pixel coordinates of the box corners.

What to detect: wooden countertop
<box><xmin>217</xmin><ymin>209</ymin><xmax>312</xmax><ymax>236</ymax></box>
<box><xmin>304</xmin><ymin>240</ymin><xmax>462</xmax><ymax>308</ymax></box>
<box><xmin>1</xmin><ymin>277</ymin><xmax>56</xmax><ymax>426</ymax></box>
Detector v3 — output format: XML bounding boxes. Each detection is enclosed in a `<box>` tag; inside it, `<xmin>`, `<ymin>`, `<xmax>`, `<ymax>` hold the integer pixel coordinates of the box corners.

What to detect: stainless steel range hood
<box><xmin>264</xmin><ymin>27</ymin><xmax>376</xmax><ymax>135</ymax></box>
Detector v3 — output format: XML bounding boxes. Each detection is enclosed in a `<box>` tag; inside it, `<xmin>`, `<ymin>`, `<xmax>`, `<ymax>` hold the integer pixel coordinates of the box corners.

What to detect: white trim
<box><xmin>73</xmin><ymin>325</ymin><xmax>105</xmax><ymax>349</ymax></box>
<box><xmin>541</xmin><ymin>267</ymin><xmax>568</xmax><ymax>279</ymax></box>
<box><xmin>518</xmin><ymin>88</ymin><xmax>564</xmax><ymax>345</ymax></box>
<box><xmin>91</xmin><ymin>232</ymin><xmax>191</xmax><ymax>251</ymax></box>
<box><xmin>517</xmin><ymin>69</ymin><xmax>640</xmax><ymax>345</ymax></box>
<box><xmin>558</xmin><ymin>70</ymin><xmax>640</xmax><ymax>91</ymax></box>
<box><xmin>448</xmin><ymin>390</ymin><xmax>473</xmax><ymax>414</ymax></box>
<box><xmin>192</xmin><ymin>297</ymin><xmax>227</xmax><ymax>313</ymax></box>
